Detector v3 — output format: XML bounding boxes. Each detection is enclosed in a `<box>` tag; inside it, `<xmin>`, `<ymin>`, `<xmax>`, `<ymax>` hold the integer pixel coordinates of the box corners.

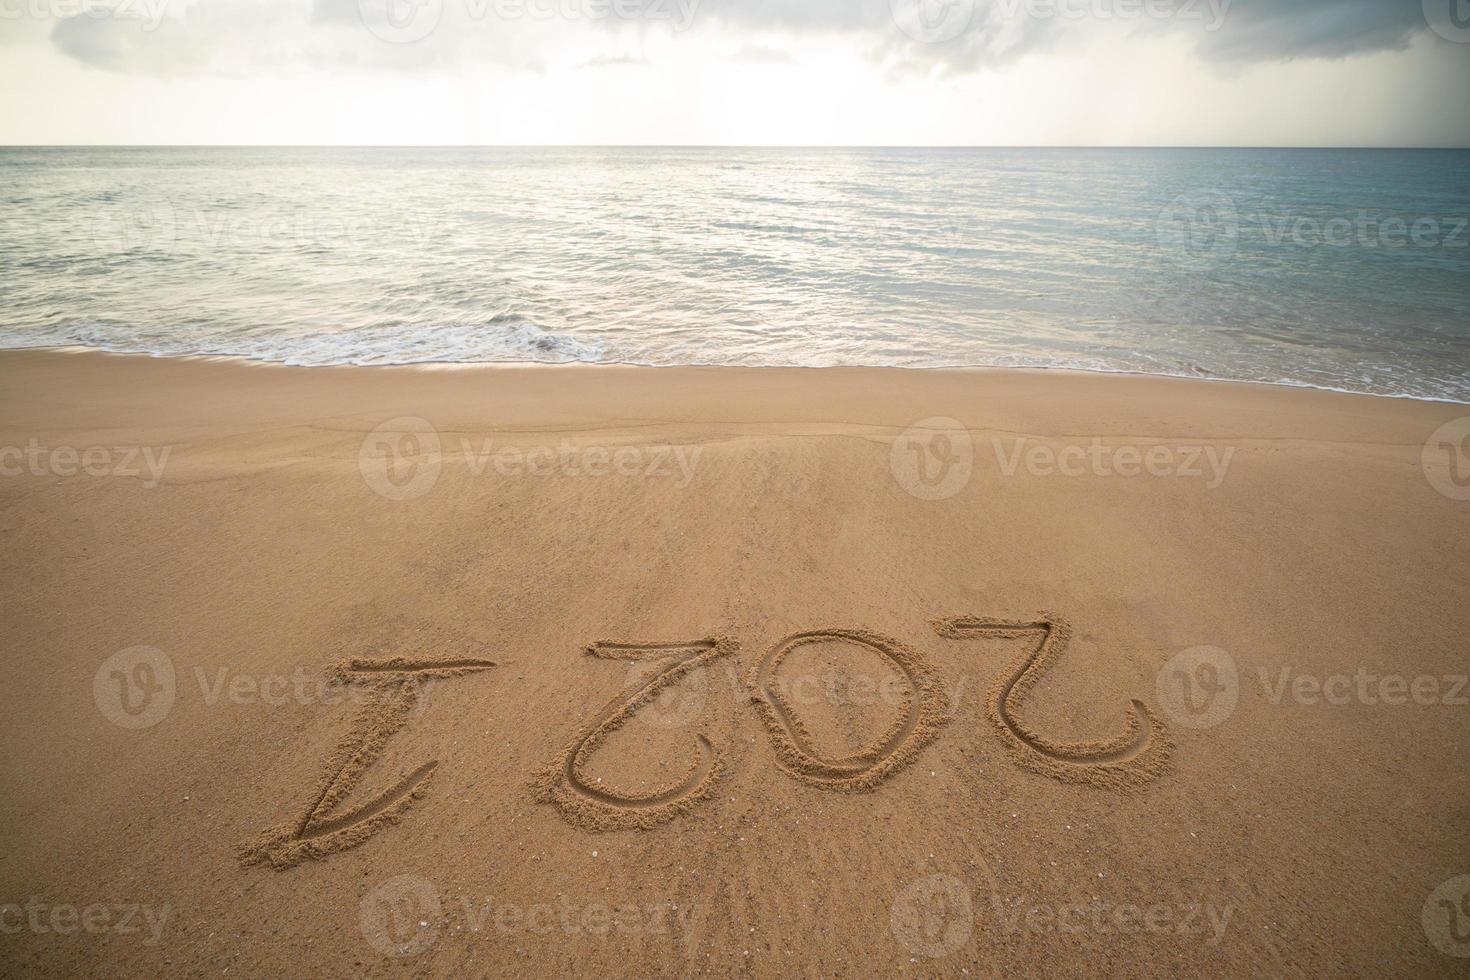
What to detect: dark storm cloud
<box><xmin>1191</xmin><ymin>0</ymin><xmax>1428</xmax><ymax>61</ymax></box>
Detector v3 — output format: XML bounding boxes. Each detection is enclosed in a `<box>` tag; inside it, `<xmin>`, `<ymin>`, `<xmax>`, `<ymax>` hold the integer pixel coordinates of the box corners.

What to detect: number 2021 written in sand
<box><xmin>239</xmin><ymin>617</ymin><xmax>1169</xmax><ymax>868</ymax></box>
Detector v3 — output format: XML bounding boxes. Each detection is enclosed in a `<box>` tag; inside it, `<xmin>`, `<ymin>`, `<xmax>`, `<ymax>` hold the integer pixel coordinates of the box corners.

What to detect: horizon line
<box><xmin>4</xmin><ymin>143</ymin><xmax>1470</xmax><ymax>151</ymax></box>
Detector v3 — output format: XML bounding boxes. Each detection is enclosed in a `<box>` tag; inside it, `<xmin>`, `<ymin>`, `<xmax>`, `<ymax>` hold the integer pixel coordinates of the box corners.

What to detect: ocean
<box><xmin>2</xmin><ymin>146</ymin><xmax>1467</xmax><ymax>401</ymax></box>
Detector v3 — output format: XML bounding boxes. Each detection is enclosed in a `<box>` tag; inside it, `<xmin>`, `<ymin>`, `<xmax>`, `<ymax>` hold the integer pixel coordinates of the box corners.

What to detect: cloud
<box><xmin>49</xmin><ymin>0</ymin><xmax>340</xmax><ymax>77</ymax></box>
<box><xmin>695</xmin><ymin>0</ymin><xmax>1456</xmax><ymax>68</ymax></box>
<box><xmin>47</xmin><ymin>0</ymin><xmax>548</xmax><ymax>75</ymax></box>
<box><xmin>51</xmin><ymin>3</ymin><xmax>242</xmax><ymax>76</ymax></box>
<box><xmin>41</xmin><ymin>0</ymin><xmax>1469</xmax><ymax>78</ymax></box>
<box><xmin>1190</xmin><ymin>0</ymin><xmax>1428</xmax><ymax>62</ymax></box>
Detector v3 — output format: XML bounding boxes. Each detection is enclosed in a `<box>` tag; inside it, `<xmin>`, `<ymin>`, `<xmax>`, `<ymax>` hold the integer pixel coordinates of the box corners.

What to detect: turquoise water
<box><xmin>1</xmin><ymin>147</ymin><xmax>1467</xmax><ymax>400</ymax></box>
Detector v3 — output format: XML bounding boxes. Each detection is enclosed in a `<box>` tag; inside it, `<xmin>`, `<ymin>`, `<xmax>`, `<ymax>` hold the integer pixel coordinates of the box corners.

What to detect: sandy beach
<box><xmin>2</xmin><ymin>347</ymin><xmax>1468</xmax><ymax>977</ymax></box>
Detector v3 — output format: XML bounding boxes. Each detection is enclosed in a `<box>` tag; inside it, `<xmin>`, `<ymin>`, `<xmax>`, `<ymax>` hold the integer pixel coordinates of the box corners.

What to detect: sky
<box><xmin>1</xmin><ymin>0</ymin><xmax>1468</xmax><ymax>144</ymax></box>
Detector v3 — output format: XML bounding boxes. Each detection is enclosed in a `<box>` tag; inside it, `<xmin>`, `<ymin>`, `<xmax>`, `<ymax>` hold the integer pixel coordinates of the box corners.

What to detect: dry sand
<box><xmin>1</xmin><ymin>348</ymin><xmax>1467</xmax><ymax>977</ymax></box>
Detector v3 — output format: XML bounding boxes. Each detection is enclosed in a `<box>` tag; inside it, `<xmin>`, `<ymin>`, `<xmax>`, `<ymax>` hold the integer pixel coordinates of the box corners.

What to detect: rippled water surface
<box><xmin>2</xmin><ymin>147</ymin><xmax>1467</xmax><ymax>399</ymax></box>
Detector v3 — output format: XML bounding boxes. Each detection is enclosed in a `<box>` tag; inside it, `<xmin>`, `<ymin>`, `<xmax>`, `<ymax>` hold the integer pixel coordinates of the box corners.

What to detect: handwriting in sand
<box><xmin>240</xmin><ymin>616</ymin><xmax>1167</xmax><ymax>865</ymax></box>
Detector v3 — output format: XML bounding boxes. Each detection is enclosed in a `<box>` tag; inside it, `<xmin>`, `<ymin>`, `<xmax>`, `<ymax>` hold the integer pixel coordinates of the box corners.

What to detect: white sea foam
<box><xmin>6</xmin><ymin>318</ymin><xmax>604</xmax><ymax>368</ymax></box>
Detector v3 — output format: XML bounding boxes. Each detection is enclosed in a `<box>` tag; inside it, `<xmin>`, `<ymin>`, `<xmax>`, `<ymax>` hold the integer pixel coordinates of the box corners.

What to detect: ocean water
<box><xmin>1</xmin><ymin>146</ymin><xmax>1467</xmax><ymax>401</ymax></box>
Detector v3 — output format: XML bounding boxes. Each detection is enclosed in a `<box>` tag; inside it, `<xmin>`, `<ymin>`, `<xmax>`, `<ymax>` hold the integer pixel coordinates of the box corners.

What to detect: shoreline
<box><xmin>9</xmin><ymin>343</ymin><xmax>1468</xmax><ymax>407</ymax></box>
